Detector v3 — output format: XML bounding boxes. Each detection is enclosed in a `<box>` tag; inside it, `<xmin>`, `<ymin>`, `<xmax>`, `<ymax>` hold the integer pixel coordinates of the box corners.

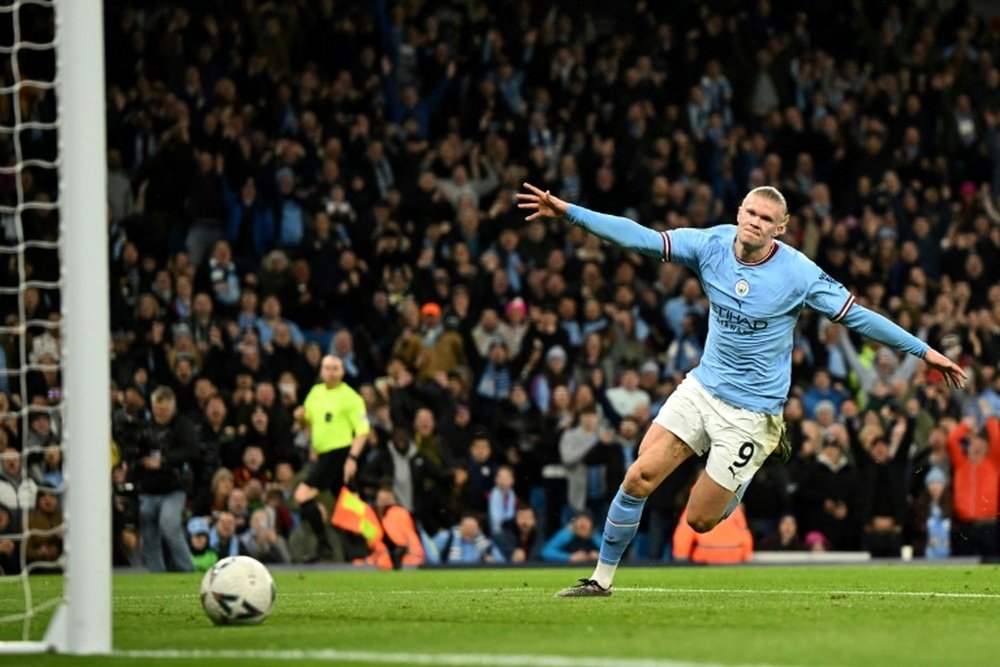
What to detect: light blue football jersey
<box><xmin>662</xmin><ymin>225</ymin><xmax>854</xmax><ymax>414</ymax></box>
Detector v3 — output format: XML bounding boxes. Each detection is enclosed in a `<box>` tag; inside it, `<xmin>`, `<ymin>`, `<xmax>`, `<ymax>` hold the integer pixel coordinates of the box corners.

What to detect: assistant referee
<box><xmin>293</xmin><ymin>354</ymin><xmax>370</xmax><ymax>559</ymax></box>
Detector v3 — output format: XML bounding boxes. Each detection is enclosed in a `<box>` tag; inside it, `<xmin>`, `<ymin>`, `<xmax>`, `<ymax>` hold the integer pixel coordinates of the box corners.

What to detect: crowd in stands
<box><xmin>1</xmin><ymin>0</ymin><xmax>1000</xmax><ymax>573</ymax></box>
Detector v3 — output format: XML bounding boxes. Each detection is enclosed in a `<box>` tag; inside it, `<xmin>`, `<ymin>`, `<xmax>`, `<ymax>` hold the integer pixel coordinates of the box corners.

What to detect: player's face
<box><xmin>736</xmin><ymin>194</ymin><xmax>785</xmax><ymax>249</ymax></box>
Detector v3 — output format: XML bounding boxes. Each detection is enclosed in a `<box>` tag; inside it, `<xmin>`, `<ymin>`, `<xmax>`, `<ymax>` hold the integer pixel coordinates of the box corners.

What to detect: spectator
<box><xmin>759</xmin><ymin>513</ymin><xmax>806</xmax><ymax>551</ymax></box>
<box><xmin>0</xmin><ymin>502</ymin><xmax>20</xmax><ymax>574</ymax></box>
<box><xmin>912</xmin><ymin>467</ymin><xmax>952</xmax><ymax>560</ymax></box>
<box><xmin>195</xmin><ymin>240</ymin><xmax>240</xmax><ymax>314</ymax></box>
<box><xmin>435</xmin><ymin>513</ymin><xmax>504</xmax><ymax>564</ymax></box>
<box><xmin>209</xmin><ymin>510</ymin><xmax>246</xmax><ymax>559</ymax></box>
<box><xmin>207</xmin><ymin>467</ymin><xmax>235</xmax><ymax>515</ymax></box>
<box><xmin>240</xmin><ymin>508</ymin><xmax>291</xmax><ymax>564</ymax></box>
<box><xmin>186</xmin><ymin>516</ymin><xmax>218</xmax><ymax>572</ymax></box>
<box><xmin>605</xmin><ymin>368</ymin><xmax>651</xmax><ymax>420</ymax></box>
<box><xmin>673</xmin><ymin>505</ymin><xmax>754</xmax><ymax>564</ymax></box>
<box><xmin>25</xmin><ymin>487</ymin><xmax>63</xmax><ymax>569</ymax></box>
<box><xmin>558</xmin><ymin>405</ymin><xmax>603</xmax><ymax>515</ymax></box>
<box><xmin>851</xmin><ymin>413</ymin><xmax>915</xmax><ymax>557</ymax></box>
<box><xmin>945</xmin><ymin>414</ymin><xmax>1000</xmax><ymax>556</ymax></box>
<box><xmin>461</xmin><ymin>433</ymin><xmax>497</xmax><ymax>516</ymax></box>
<box><xmin>220</xmin><ymin>173</ymin><xmax>275</xmax><ymax>274</ymax></box>
<box><xmin>798</xmin><ymin>426</ymin><xmax>858</xmax><ymax>551</ymax></box>
<box><xmin>495</xmin><ymin>506</ymin><xmax>544</xmax><ymax>564</ymax></box>
<box><xmin>124</xmin><ymin>386</ymin><xmax>199</xmax><ymax>572</ymax></box>
<box><xmin>541</xmin><ymin>511</ymin><xmax>601</xmax><ymax>563</ymax></box>
<box><xmin>358</xmin><ymin>425</ymin><xmax>451</xmax><ymax>535</ymax></box>
<box><xmin>487</xmin><ymin>465</ymin><xmax>519</xmax><ymax>537</ymax></box>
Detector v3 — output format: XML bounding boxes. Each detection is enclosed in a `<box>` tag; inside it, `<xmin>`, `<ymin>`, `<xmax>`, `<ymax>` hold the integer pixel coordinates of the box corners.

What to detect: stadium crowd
<box><xmin>1</xmin><ymin>0</ymin><xmax>1000</xmax><ymax>572</ymax></box>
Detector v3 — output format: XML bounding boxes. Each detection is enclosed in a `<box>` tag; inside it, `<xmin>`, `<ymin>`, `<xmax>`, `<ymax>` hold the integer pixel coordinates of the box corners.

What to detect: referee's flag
<box><xmin>331</xmin><ymin>487</ymin><xmax>383</xmax><ymax>546</ymax></box>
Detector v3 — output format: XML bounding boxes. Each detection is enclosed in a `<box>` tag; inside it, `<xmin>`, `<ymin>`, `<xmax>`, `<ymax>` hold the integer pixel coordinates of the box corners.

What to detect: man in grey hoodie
<box><xmin>559</xmin><ymin>405</ymin><xmax>604</xmax><ymax>514</ymax></box>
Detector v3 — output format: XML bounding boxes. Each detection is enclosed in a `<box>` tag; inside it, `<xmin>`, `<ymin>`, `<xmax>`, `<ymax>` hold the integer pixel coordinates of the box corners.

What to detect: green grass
<box><xmin>2</xmin><ymin>565</ymin><xmax>999</xmax><ymax>666</ymax></box>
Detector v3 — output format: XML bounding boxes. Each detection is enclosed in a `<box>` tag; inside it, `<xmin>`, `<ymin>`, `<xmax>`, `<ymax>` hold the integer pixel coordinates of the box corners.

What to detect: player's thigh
<box><xmin>702</xmin><ymin>409</ymin><xmax>782</xmax><ymax>494</ymax></box>
<box><xmin>649</xmin><ymin>376</ymin><xmax>711</xmax><ymax>456</ymax></box>
<box><xmin>685</xmin><ymin>471</ymin><xmax>736</xmax><ymax>531</ymax></box>
<box><xmin>622</xmin><ymin>423</ymin><xmax>695</xmax><ymax>496</ymax></box>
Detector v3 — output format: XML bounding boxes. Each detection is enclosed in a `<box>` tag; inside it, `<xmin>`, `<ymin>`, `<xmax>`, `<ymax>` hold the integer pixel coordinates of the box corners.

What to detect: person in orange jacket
<box><xmin>358</xmin><ymin>486</ymin><xmax>426</xmax><ymax>570</ymax></box>
<box><xmin>672</xmin><ymin>503</ymin><xmax>753</xmax><ymax>564</ymax></box>
<box><xmin>946</xmin><ymin>411</ymin><xmax>1000</xmax><ymax>556</ymax></box>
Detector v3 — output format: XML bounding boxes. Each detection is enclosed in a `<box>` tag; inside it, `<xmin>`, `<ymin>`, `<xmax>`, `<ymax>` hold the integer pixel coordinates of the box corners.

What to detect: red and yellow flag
<box><xmin>331</xmin><ymin>487</ymin><xmax>382</xmax><ymax>546</ymax></box>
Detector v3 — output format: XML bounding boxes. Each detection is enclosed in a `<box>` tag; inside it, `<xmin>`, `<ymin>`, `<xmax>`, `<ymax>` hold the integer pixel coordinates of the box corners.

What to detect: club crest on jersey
<box><xmin>734</xmin><ymin>279</ymin><xmax>750</xmax><ymax>297</ymax></box>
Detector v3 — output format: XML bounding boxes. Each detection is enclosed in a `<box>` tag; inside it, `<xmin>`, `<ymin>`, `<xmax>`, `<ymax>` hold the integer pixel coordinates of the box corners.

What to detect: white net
<box><xmin>0</xmin><ymin>0</ymin><xmax>65</xmax><ymax>643</ymax></box>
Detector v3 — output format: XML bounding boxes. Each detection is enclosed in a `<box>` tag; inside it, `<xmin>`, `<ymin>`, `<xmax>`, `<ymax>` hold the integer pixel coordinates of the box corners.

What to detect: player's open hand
<box><xmin>516</xmin><ymin>182</ymin><xmax>569</xmax><ymax>221</ymax></box>
<box><xmin>923</xmin><ymin>348</ymin><xmax>967</xmax><ymax>389</ymax></box>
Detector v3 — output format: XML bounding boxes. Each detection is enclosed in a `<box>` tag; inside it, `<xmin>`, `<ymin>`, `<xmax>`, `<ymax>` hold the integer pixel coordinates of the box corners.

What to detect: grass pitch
<box><xmin>2</xmin><ymin>564</ymin><xmax>998</xmax><ymax>666</ymax></box>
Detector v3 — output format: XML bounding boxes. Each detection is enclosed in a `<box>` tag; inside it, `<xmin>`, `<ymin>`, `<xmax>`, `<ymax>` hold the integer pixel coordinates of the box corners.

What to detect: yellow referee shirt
<box><xmin>302</xmin><ymin>383</ymin><xmax>370</xmax><ymax>454</ymax></box>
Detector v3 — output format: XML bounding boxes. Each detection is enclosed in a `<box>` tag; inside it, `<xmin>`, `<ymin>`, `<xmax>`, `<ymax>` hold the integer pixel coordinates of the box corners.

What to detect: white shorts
<box><xmin>652</xmin><ymin>376</ymin><xmax>784</xmax><ymax>493</ymax></box>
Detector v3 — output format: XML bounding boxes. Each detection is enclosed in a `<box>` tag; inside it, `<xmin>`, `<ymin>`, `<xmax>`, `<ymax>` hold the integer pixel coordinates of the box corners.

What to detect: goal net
<box><xmin>0</xmin><ymin>0</ymin><xmax>109</xmax><ymax>655</ymax></box>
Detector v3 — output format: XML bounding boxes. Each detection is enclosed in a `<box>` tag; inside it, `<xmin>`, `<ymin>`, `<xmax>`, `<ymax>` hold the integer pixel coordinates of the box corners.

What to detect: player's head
<box><xmin>737</xmin><ymin>186</ymin><xmax>789</xmax><ymax>249</ymax></box>
<box><xmin>745</xmin><ymin>186</ymin><xmax>788</xmax><ymax>218</ymax></box>
<box><xmin>319</xmin><ymin>354</ymin><xmax>345</xmax><ymax>387</ymax></box>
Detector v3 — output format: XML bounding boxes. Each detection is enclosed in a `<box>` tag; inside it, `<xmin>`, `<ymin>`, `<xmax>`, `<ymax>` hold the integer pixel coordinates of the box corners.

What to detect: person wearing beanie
<box><xmin>187</xmin><ymin>516</ymin><xmax>218</xmax><ymax>572</ymax></box>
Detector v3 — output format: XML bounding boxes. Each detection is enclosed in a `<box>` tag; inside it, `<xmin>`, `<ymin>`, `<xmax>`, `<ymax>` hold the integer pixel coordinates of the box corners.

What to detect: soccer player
<box><xmin>293</xmin><ymin>354</ymin><xmax>370</xmax><ymax>560</ymax></box>
<box><xmin>516</xmin><ymin>182</ymin><xmax>966</xmax><ymax>596</ymax></box>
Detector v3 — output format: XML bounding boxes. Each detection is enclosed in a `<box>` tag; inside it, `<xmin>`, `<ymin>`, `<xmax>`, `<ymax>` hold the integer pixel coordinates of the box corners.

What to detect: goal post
<box><xmin>56</xmin><ymin>0</ymin><xmax>110</xmax><ymax>654</ymax></box>
<box><xmin>0</xmin><ymin>0</ymin><xmax>110</xmax><ymax>655</ymax></box>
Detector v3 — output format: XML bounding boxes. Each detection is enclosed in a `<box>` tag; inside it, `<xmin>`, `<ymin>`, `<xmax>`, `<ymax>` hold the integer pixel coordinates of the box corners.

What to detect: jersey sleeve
<box><xmin>565</xmin><ymin>204</ymin><xmax>664</xmax><ymax>258</ymax></box>
<box><xmin>302</xmin><ymin>387</ymin><xmax>317</xmax><ymax>426</ymax></box>
<box><xmin>348</xmin><ymin>392</ymin><xmax>371</xmax><ymax>437</ymax></box>
<box><xmin>803</xmin><ymin>268</ymin><xmax>855</xmax><ymax>323</ymax></box>
<box><xmin>663</xmin><ymin>227</ymin><xmax>709</xmax><ymax>269</ymax></box>
<box><xmin>805</xmin><ymin>264</ymin><xmax>928</xmax><ymax>357</ymax></box>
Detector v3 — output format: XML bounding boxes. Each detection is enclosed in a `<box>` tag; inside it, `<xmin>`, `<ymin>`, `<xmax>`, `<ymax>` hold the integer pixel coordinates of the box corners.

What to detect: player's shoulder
<box><xmin>679</xmin><ymin>224</ymin><xmax>735</xmax><ymax>254</ymax></box>
<box><xmin>702</xmin><ymin>224</ymin><xmax>737</xmax><ymax>242</ymax></box>
<box><xmin>774</xmin><ymin>240</ymin><xmax>823</xmax><ymax>279</ymax></box>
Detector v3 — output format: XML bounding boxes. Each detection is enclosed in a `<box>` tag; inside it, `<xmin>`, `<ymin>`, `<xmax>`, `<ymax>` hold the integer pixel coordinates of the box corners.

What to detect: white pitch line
<box><xmin>116</xmin><ymin>648</ymin><xmax>776</xmax><ymax>667</ymax></box>
<box><xmin>111</xmin><ymin>587</ymin><xmax>1000</xmax><ymax>602</ymax></box>
<box><xmin>618</xmin><ymin>587</ymin><xmax>1000</xmax><ymax>600</ymax></box>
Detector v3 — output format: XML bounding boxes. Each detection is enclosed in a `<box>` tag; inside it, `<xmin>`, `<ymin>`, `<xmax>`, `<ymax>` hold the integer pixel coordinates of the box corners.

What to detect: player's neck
<box><xmin>734</xmin><ymin>239</ymin><xmax>774</xmax><ymax>264</ymax></box>
<box><xmin>324</xmin><ymin>380</ymin><xmax>341</xmax><ymax>389</ymax></box>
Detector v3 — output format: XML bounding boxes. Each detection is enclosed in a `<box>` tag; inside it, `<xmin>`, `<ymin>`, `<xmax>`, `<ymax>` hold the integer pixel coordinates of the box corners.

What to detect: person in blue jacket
<box><xmin>541</xmin><ymin>511</ymin><xmax>601</xmax><ymax>563</ymax></box>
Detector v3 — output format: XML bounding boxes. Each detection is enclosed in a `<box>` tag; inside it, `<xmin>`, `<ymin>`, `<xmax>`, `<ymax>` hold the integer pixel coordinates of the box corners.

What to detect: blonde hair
<box><xmin>746</xmin><ymin>186</ymin><xmax>789</xmax><ymax>223</ymax></box>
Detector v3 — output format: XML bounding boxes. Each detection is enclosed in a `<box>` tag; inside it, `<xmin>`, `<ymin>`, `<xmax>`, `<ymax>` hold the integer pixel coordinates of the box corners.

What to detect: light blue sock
<box><xmin>720</xmin><ymin>479</ymin><xmax>751</xmax><ymax>522</ymax></box>
<box><xmin>598</xmin><ymin>488</ymin><xmax>646</xmax><ymax>566</ymax></box>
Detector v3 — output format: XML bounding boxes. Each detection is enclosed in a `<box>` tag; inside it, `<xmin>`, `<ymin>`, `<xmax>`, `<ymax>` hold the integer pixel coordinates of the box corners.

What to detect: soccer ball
<box><xmin>199</xmin><ymin>555</ymin><xmax>276</xmax><ymax>625</ymax></box>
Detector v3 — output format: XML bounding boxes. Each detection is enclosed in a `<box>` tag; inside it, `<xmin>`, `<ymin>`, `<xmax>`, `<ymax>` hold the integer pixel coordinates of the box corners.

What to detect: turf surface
<box><xmin>1</xmin><ymin>564</ymin><xmax>998</xmax><ymax>666</ymax></box>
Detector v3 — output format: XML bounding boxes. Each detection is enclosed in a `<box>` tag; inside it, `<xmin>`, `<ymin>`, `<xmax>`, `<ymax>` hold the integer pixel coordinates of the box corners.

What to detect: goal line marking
<box><xmin>106</xmin><ymin>586</ymin><xmax>1000</xmax><ymax>602</ymax></box>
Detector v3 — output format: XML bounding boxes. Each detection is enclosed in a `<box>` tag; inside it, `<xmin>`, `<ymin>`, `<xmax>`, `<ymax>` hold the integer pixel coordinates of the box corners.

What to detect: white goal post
<box><xmin>0</xmin><ymin>0</ymin><xmax>110</xmax><ymax>655</ymax></box>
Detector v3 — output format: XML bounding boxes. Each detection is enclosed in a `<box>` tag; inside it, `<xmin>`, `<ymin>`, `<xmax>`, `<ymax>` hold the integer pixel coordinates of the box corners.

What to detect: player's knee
<box><xmin>622</xmin><ymin>467</ymin><xmax>654</xmax><ymax>497</ymax></box>
<box><xmin>687</xmin><ymin>513</ymin><xmax>718</xmax><ymax>534</ymax></box>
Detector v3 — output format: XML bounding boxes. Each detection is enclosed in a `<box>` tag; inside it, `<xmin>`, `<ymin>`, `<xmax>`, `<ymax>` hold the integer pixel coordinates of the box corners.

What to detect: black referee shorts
<box><xmin>303</xmin><ymin>447</ymin><xmax>351</xmax><ymax>495</ymax></box>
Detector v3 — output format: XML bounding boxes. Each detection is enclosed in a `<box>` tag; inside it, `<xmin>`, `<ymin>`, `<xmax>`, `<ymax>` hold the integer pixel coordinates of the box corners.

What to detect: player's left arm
<box><xmin>804</xmin><ymin>267</ymin><xmax>966</xmax><ymax>388</ymax></box>
<box><xmin>839</xmin><ymin>305</ymin><xmax>965</xmax><ymax>388</ymax></box>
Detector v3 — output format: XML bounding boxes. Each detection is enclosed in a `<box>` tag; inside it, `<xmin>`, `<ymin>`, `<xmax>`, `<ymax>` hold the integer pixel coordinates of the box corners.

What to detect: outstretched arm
<box><xmin>517</xmin><ymin>182</ymin><xmax>664</xmax><ymax>258</ymax></box>
<box><xmin>839</xmin><ymin>305</ymin><xmax>966</xmax><ymax>388</ymax></box>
